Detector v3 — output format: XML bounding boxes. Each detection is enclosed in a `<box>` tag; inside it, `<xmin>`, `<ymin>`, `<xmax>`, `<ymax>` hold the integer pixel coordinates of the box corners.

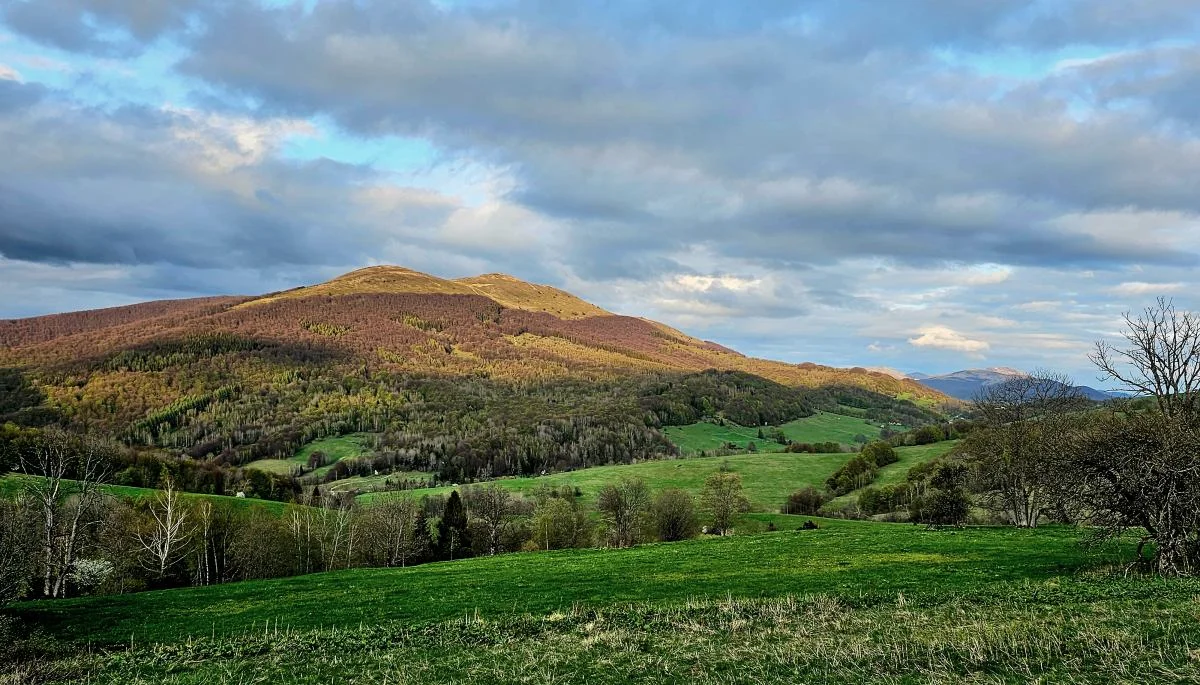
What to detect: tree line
<box><xmin>0</xmin><ymin>438</ymin><xmax>753</xmax><ymax>603</ymax></box>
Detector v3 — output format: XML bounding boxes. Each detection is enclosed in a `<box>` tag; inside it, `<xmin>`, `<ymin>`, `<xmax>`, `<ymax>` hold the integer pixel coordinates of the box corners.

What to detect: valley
<box><xmin>0</xmin><ymin>267</ymin><xmax>1191</xmax><ymax>684</ymax></box>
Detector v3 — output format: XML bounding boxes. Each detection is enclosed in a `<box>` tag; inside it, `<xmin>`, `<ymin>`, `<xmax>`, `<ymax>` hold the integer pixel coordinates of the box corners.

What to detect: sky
<box><xmin>1</xmin><ymin>0</ymin><xmax>1198</xmax><ymax>385</ymax></box>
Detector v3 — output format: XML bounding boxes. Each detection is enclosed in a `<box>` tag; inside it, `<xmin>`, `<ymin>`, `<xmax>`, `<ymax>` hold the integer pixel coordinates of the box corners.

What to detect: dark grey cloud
<box><xmin>0</xmin><ymin>78</ymin><xmax>45</xmax><ymax>112</ymax></box>
<box><xmin>2</xmin><ymin>0</ymin><xmax>1200</xmax><ymax>355</ymax></box>
<box><xmin>149</xmin><ymin>0</ymin><xmax>1200</xmax><ymax>281</ymax></box>
<box><xmin>1</xmin><ymin>0</ymin><xmax>205</xmax><ymax>55</ymax></box>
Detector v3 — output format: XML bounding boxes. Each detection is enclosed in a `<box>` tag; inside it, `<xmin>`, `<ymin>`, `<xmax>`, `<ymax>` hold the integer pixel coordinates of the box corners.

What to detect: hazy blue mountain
<box><xmin>907</xmin><ymin>368</ymin><xmax>1122</xmax><ymax>402</ymax></box>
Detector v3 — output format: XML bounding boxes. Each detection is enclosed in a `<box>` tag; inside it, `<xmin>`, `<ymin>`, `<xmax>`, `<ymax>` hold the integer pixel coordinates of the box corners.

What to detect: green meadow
<box><xmin>13</xmin><ymin>519</ymin><xmax>1186</xmax><ymax>684</ymax></box>
<box><xmin>0</xmin><ymin>473</ymin><xmax>287</xmax><ymax>515</ymax></box>
<box><xmin>662</xmin><ymin>411</ymin><xmax>884</xmax><ymax>454</ymax></box>
<box><xmin>362</xmin><ymin>441</ymin><xmax>956</xmax><ymax>511</ymax></box>
<box><xmin>244</xmin><ymin>432</ymin><xmax>375</xmax><ymax>476</ymax></box>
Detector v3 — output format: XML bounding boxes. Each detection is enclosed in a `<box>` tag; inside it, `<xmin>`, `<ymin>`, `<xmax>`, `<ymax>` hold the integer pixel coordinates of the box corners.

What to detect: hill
<box><xmin>909</xmin><ymin>367</ymin><xmax>1119</xmax><ymax>402</ymax></box>
<box><xmin>0</xmin><ymin>265</ymin><xmax>946</xmax><ymax>494</ymax></box>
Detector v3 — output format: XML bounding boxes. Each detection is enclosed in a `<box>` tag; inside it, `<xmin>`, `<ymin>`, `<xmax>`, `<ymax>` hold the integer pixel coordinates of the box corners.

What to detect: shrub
<box><xmin>911</xmin><ymin>488</ymin><xmax>970</xmax><ymax>528</ymax></box>
<box><xmin>784</xmin><ymin>486</ymin><xmax>830</xmax><ymax>515</ymax></box>
<box><xmin>651</xmin><ymin>488</ymin><xmax>700</xmax><ymax>542</ymax></box>
<box><xmin>856</xmin><ymin>483</ymin><xmax>911</xmax><ymax>516</ymax></box>
<box><xmin>860</xmin><ymin>441</ymin><xmax>899</xmax><ymax>467</ymax></box>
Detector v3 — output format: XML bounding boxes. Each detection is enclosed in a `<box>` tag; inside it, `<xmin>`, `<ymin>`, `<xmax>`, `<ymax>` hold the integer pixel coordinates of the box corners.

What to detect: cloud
<box><xmin>1</xmin><ymin>0</ymin><xmax>1200</xmax><ymax>384</ymax></box>
<box><xmin>1</xmin><ymin>0</ymin><xmax>206</xmax><ymax>56</ymax></box>
<box><xmin>909</xmin><ymin>326</ymin><xmax>992</xmax><ymax>356</ymax></box>
<box><xmin>0</xmin><ymin>63</ymin><xmax>19</xmax><ymax>81</ymax></box>
<box><xmin>1108</xmin><ymin>281</ymin><xmax>1187</xmax><ymax>296</ymax></box>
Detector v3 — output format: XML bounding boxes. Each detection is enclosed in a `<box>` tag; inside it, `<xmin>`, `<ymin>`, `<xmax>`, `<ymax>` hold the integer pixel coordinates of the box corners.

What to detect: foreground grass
<box><xmin>12</xmin><ymin>519</ymin><xmax>1123</xmax><ymax>647</ymax></box>
<box><xmin>29</xmin><ymin>579</ymin><xmax>1200</xmax><ymax>684</ymax></box>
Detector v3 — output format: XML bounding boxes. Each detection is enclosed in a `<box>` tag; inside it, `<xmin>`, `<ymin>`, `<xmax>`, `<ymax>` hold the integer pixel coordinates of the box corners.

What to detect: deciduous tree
<box><xmin>701</xmin><ymin>471</ymin><xmax>749</xmax><ymax>535</ymax></box>
<box><xmin>596</xmin><ymin>478</ymin><xmax>650</xmax><ymax>548</ymax></box>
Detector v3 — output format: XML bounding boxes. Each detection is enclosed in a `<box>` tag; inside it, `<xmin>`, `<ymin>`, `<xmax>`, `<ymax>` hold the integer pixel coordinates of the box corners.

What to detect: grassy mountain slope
<box><xmin>0</xmin><ymin>266</ymin><xmax>947</xmax><ymax>490</ymax></box>
<box><xmin>0</xmin><ymin>265</ymin><xmax>942</xmax><ymax>399</ymax></box>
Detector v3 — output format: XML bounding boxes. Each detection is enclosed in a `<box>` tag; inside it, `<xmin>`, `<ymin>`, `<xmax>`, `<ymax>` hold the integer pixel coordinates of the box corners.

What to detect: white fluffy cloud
<box><xmin>908</xmin><ymin>326</ymin><xmax>992</xmax><ymax>357</ymax></box>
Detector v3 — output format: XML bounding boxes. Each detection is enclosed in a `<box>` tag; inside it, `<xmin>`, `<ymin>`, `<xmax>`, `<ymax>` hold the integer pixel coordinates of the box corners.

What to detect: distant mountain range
<box><xmin>869</xmin><ymin>366</ymin><xmax>1122</xmax><ymax>402</ymax></box>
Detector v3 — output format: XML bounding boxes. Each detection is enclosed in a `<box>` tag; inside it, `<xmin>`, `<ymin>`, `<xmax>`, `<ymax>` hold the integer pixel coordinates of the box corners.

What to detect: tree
<box><xmin>1063</xmin><ymin>299</ymin><xmax>1200</xmax><ymax>575</ymax></box>
<box><xmin>136</xmin><ymin>476</ymin><xmax>192</xmax><ymax>580</ymax></box>
<box><xmin>784</xmin><ymin>486</ymin><xmax>829</xmax><ymax>516</ymax></box>
<box><xmin>1092</xmin><ymin>298</ymin><xmax>1200</xmax><ymax>420</ymax></box>
<box><xmin>466</xmin><ymin>484</ymin><xmax>513</xmax><ymax>556</ymax></box>
<box><xmin>963</xmin><ymin>372</ymin><xmax>1088</xmax><ymax>528</ymax></box>
<box><xmin>531</xmin><ymin>497</ymin><xmax>591</xmax><ymax>550</ymax></box>
<box><xmin>19</xmin><ymin>429</ymin><xmax>111</xmax><ymax>597</ymax></box>
<box><xmin>860</xmin><ymin>441</ymin><xmax>899</xmax><ymax>467</ymax></box>
<box><xmin>701</xmin><ymin>471</ymin><xmax>749</xmax><ymax>535</ymax></box>
<box><xmin>361</xmin><ymin>496</ymin><xmax>424</xmax><ymax>567</ymax></box>
<box><xmin>596</xmin><ymin>478</ymin><xmax>650</xmax><ymax>548</ymax></box>
<box><xmin>650</xmin><ymin>488</ymin><xmax>699</xmax><ymax>542</ymax></box>
<box><xmin>0</xmin><ymin>498</ymin><xmax>36</xmax><ymax>604</ymax></box>
<box><xmin>909</xmin><ymin>462</ymin><xmax>970</xmax><ymax>528</ymax></box>
<box><xmin>436</xmin><ymin>491</ymin><xmax>471</xmax><ymax>560</ymax></box>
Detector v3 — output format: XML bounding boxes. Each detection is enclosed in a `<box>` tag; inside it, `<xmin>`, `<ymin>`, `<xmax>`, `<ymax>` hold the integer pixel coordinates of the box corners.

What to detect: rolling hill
<box><xmin>0</xmin><ymin>265</ymin><xmax>947</xmax><ymax>493</ymax></box>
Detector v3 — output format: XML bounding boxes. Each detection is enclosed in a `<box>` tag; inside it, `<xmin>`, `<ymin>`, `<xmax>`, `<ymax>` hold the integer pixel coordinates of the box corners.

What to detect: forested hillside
<box><xmin>0</xmin><ymin>266</ymin><xmax>945</xmax><ymax>497</ymax></box>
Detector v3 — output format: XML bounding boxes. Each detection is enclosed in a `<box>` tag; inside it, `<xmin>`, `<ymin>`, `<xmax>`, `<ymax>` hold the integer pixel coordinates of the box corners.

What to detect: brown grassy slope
<box><xmin>0</xmin><ymin>267</ymin><xmax>946</xmax><ymax>403</ymax></box>
<box><xmin>456</xmin><ymin>273</ymin><xmax>610</xmax><ymax>319</ymax></box>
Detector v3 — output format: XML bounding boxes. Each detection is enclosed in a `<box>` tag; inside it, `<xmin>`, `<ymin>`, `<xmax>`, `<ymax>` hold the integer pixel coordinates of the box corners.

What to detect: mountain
<box><xmin>909</xmin><ymin>367</ymin><xmax>1120</xmax><ymax>402</ymax></box>
<box><xmin>0</xmin><ymin>266</ymin><xmax>946</xmax><ymax>487</ymax></box>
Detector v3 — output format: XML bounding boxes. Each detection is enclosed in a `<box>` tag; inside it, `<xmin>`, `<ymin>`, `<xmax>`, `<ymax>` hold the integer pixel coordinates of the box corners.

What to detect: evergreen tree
<box><xmin>436</xmin><ymin>491</ymin><xmax>471</xmax><ymax>561</ymax></box>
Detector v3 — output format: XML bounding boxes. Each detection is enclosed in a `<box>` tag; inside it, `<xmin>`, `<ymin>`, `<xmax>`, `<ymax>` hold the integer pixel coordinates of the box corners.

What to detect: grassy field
<box><xmin>0</xmin><ymin>474</ymin><xmax>287</xmax><ymax>515</ymax></box>
<box><xmin>663</xmin><ymin>411</ymin><xmax>883</xmax><ymax>454</ymax></box>
<box><xmin>364</xmin><ymin>450</ymin><xmax>848</xmax><ymax>510</ymax></box>
<box><xmin>11</xmin><ymin>519</ymin><xmax>1127</xmax><ymax>645</ymax></box>
<box><xmin>35</xmin><ymin>578</ymin><xmax>1199</xmax><ymax>684</ymax></box>
<box><xmin>324</xmin><ymin>471</ymin><xmax>434</xmax><ymax>494</ymax></box>
<box><xmin>12</xmin><ymin>520</ymin><xmax>1182</xmax><ymax>683</ymax></box>
<box><xmin>777</xmin><ymin>411</ymin><xmax>883</xmax><ymax>444</ymax></box>
<box><xmin>364</xmin><ymin>442</ymin><xmax>953</xmax><ymax>513</ymax></box>
<box><xmin>245</xmin><ymin>433</ymin><xmax>375</xmax><ymax>476</ymax></box>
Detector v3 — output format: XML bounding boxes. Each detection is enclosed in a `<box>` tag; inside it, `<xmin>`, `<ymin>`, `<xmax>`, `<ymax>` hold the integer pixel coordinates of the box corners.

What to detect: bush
<box><xmin>651</xmin><ymin>488</ymin><xmax>700</xmax><ymax>542</ymax></box>
<box><xmin>911</xmin><ymin>488</ymin><xmax>970</xmax><ymax>528</ymax></box>
<box><xmin>786</xmin><ymin>441</ymin><xmax>842</xmax><ymax>454</ymax></box>
<box><xmin>860</xmin><ymin>441</ymin><xmax>898</xmax><ymax>467</ymax></box>
<box><xmin>784</xmin><ymin>486</ymin><xmax>830</xmax><ymax>515</ymax></box>
<box><xmin>856</xmin><ymin>483</ymin><xmax>912</xmax><ymax>516</ymax></box>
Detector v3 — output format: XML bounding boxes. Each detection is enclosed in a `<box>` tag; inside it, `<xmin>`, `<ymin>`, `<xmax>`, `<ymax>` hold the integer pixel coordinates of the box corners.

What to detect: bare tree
<box><xmin>1091</xmin><ymin>298</ymin><xmax>1200</xmax><ymax>420</ymax></box>
<box><xmin>965</xmin><ymin>372</ymin><xmax>1089</xmax><ymax>527</ymax></box>
<box><xmin>1066</xmin><ymin>300</ymin><xmax>1200</xmax><ymax>575</ymax></box>
<box><xmin>596</xmin><ymin>478</ymin><xmax>650</xmax><ymax>548</ymax></box>
<box><xmin>361</xmin><ymin>496</ymin><xmax>424</xmax><ymax>567</ymax></box>
<box><xmin>137</xmin><ymin>476</ymin><xmax>192</xmax><ymax>579</ymax></box>
<box><xmin>467</xmin><ymin>484</ymin><xmax>513</xmax><ymax>555</ymax></box>
<box><xmin>20</xmin><ymin>430</ymin><xmax>110</xmax><ymax>597</ymax></box>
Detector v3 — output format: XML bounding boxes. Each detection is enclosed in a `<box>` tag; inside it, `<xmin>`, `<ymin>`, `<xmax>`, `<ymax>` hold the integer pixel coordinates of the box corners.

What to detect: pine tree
<box><xmin>436</xmin><ymin>491</ymin><xmax>471</xmax><ymax>561</ymax></box>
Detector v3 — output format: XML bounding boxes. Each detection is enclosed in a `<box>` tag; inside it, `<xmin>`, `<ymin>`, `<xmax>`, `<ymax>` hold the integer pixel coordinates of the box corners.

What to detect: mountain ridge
<box><xmin>907</xmin><ymin>367</ymin><xmax>1119</xmax><ymax>402</ymax></box>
